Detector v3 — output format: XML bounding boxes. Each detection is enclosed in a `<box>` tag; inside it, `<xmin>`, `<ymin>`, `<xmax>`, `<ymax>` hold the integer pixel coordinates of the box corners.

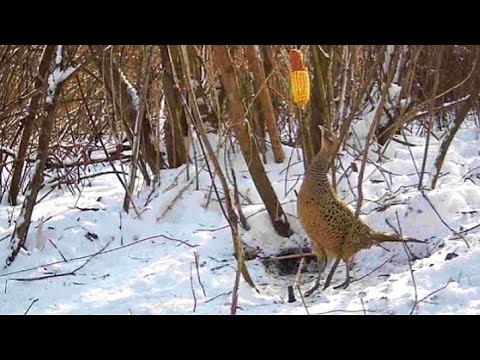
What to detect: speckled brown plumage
<box><xmin>297</xmin><ymin>126</ymin><xmax>422</xmax><ymax>294</ymax></box>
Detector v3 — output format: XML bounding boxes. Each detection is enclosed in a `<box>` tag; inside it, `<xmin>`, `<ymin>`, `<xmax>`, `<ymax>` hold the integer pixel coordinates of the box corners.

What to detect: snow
<box><xmin>45</xmin><ymin>45</ymin><xmax>82</xmax><ymax>104</ymax></box>
<box><xmin>1</xmin><ymin>118</ymin><xmax>480</xmax><ymax>314</ymax></box>
<box><xmin>55</xmin><ymin>45</ymin><xmax>63</xmax><ymax>66</ymax></box>
<box><xmin>46</xmin><ymin>65</ymin><xmax>80</xmax><ymax>104</ymax></box>
<box><xmin>119</xmin><ymin>70</ymin><xmax>140</xmax><ymax>112</ymax></box>
<box><xmin>415</xmin><ymin>95</ymin><xmax>471</xmax><ymax>117</ymax></box>
<box><xmin>0</xmin><ymin>146</ymin><xmax>16</xmax><ymax>158</ymax></box>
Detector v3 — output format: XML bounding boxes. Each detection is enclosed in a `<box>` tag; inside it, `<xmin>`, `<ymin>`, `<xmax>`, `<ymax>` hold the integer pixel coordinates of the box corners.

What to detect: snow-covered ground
<box><xmin>1</xmin><ymin>119</ymin><xmax>480</xmax><ymax>315</ymax></box>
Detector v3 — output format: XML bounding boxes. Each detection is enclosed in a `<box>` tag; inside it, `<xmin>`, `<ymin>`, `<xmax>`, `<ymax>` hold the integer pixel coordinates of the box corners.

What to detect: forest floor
<box><xmin>1</xmin><ymin>119</ymin><xmax>480</xmax><ymax>315</ymax></box>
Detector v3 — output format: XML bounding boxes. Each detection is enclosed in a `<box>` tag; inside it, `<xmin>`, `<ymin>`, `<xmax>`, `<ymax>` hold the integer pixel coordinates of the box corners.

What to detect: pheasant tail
<box><xmin>372</xmin><ymin>231</ymin><xmax>425</xmax><ymax>244</ymax></box>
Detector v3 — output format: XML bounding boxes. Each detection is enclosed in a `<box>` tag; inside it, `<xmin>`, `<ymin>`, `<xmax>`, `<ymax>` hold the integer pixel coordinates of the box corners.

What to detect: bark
<box><xmin>7</xmin><ymin>45</ymin><xmax>80</xmax><ymax>266</ymax></box>
<box><xmin>123</xmin><ymin>46</ymin><xmax>152</xmax><ymax>213</ymax></box>
<box><xmin>90</xmin><ymin>46</ymin><xmax>162</xmax><ymax>177</ymax></box>
<box><xmin>160</xmin><ymin>45</ymin><xmax>188</xmax><ymax>168</ymax></box>
<box><xmin>212</xmin><ymin>45</ymin><xmax>292</xmax><ymax>237</ymax></box>
<box><xmin>8</xmin><ymin>45</ymin><xmax>56</xmax><ymax>206</ymax></box>
<box><xmin>431</xmin><ymin>72</ymin><xmax>480</xmax><ymax>189</ymax></box>
<box><xmin>244</xmin><ymin>45</ymin><xmax>284</xmax><ymax>163</ymax></box>
<box><xmin>309</xmin><ymin>45</ymin><xmax>331</xmax><ymax>156</ymax></box>
<box><xmin>178</xmin><ymin>45</ymin><xmax>256</xmax><ymax>288</ymax></box>
<box><xmin>260</xmin><ymin>45</ymin><xmax>280</xmax><ymax>122</ymax></box>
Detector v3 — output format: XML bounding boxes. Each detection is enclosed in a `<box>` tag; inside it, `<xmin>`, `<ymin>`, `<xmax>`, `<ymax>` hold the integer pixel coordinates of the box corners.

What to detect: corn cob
<box><xmin>289</xmin><ymin>50</ymin><xmax>310</xmax><ymax>108</ymax></box>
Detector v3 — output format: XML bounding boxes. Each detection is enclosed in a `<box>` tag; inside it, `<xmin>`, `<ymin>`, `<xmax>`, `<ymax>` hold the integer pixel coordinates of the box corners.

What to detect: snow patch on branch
<box><xmin>119</xmin><ymin>69</ymin><xmax>140</xmax><ymax>112</ymax></box>
<box><xmin>46</xmin><ymin>65</ymin><xmax>80</xmax><ymax>104</ymax></box>
<box><xmin>415</xmin><ymin>95</ymin><xmax>471</xmax><ymax>117</ymax></box>
<box><xmin>0</xmin><ymin>146</ymin><xmax>17</xmax><ymax>158</ymax></box>
<box><xmin>55</xmin><ymin>45</ymin><xmax>63</xmax><ymax>66</ymax></box>
<box><xmin>46</xmin><ymin>45</ymin><xmax>81</xmax><ymax>104</ymax></box>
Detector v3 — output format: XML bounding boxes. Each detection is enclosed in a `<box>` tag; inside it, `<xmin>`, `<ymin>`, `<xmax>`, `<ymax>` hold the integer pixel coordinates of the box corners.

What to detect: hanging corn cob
<box><xmin>289</xmin><ymin>49</ymin><xmax>310</xmax><ymax>108</ymax></box>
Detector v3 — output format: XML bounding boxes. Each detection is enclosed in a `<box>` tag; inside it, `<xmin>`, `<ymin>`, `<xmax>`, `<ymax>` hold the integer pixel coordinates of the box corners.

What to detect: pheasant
<box><xmin>297</xmin><ymin>125</ymin><xmax>423</xmax><ymax>296</ymax></box>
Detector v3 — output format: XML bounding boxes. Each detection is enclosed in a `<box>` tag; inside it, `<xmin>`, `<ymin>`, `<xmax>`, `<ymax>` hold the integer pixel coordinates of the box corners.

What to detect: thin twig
<box><xmin>11</xmin><ymin>239</ymin><xmax>113</xmax><ymax>282</ymax></box>
<box><xmin>231</xmin><ymin>168</ymin><xmax>250</xmax><ymax>230</ymax></box>
<box><xmin>156</xmin><ymin>165</ymin><xmax>205</xmax><ymax>222</ymax></box>
<box><xmin>385</xmin><ymin>217</ymin><xmax>400</xmax><ymax>235</ymax></box>
<box><xmin>313</xmin><ymin>308</ymin><xmax>376</xmax><ymax>315</ymax></box>
<box><xmin>190</xmin><ymin>262</ymin><xmax>197</xmax><ymax>313</ymax></box>
<box><xmin>293</xmin><ymin>257</ymin><xmax>305</xmax><ymax>290</ymax></box>
<box><xmin>196</xmin><ymin>199</ymin><xmax>296</xmax><ymax>233</ymax></box>
<box><xmin>297</xmin><ymin>288</ymin><xmax>310</xmax><ymax>315</ymax></box>
<box><xmin>352</xmin><ymin>255</ymin><xmax>396</xmax><ymax>283</ymax></box>
<box><xmin>194</xmin><ymin>251</ymin><xmax>207</xmax><ymax>297</ymax></box>
<box><xmin>360</xmin><ymin>297</ymin><xmax>367</xmax><ymax>315</ymax></box>
<box><xmin>205</xmin><ymin>291</ymin><xmax>232</xmax><ymax>304</ymax></box>
<box><xmin>230</xmin><ymin>236</ymin><xmax>243</xmax><ymax>315</ymax></box>
<box><xmin>395</xmin><ymin>211</ymin><xmax>416</xmax><ymax>260</ymax></box>
<box><xmin>403</xmin><ymin>249</ymin><xmax>418</xmax><ymax>315</ymax></box>
<box><xmin>457</xmin><ymin>222</ymin><xmax>480</xmax><ymax>235</ymax></box>
<box><xmin>294</xmin><ymin>257</ymin><xmax>310</xmax><ymax>315</ymax></box>
<box><xmin>288</xmin><ymin>256</ymin><xmax>305</xmax><ymax>303</ymax></box>
<box><xmin>119</xmin><ymin>211</ymin><xmax>123</xmax><ymax>246</ymax></box>
<box><xmin>410</xmin><ymin>279</ymin><xmax>453</xmax><ymax>315</ymax></box>
<box><xmin>24</xmin><ymin>298</ymin><xmax>39</xmax><ymax>315</ymax></box>
<box><xmin>420</xmin><ymin>190</ymin><xmax>470</xmax><ymax>248</ymax></box>
<box><xmin>48</xmin><ymin>238</ymin><xmax>68</xmax><ymax>263</ymax></box>
<box><xmin>390</xmin><ymin>211</ymin><xmax>418</xmax><ymax>309</ymax></box>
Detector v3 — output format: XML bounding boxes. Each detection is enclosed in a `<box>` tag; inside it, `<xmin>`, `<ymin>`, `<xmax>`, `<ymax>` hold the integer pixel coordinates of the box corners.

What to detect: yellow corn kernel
<box><xmin>291</xmin><ymin>69</ymin><xmax>310</xmax><ymax>108</ymax></box>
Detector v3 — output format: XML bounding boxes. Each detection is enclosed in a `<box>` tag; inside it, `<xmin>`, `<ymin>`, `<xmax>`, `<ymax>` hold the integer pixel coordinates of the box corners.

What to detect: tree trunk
<box><xmin>244</xmin><ymin>45</ymin><xmax>284</xmax><ymax>163</ymax></box>
<box><xmin>90</xmin><ymin>46</ymin><xmax>162</xmax><ymax>177</ymax></box>
<box><xmin>431</xmin><ymin>73</ymin><xmax>480</xmax><ymax>189</ymax></box>
<box><xmin>212</xmin><ymin>45</ymin><xmax>292</xmax><ymax>237</ymax></box>
<box><xmin>7</xmin><ymin>45</ymin><xmax>79</xmax><ymax>266</ymax></box>
<box><xmin>8</xmin><ymin>45</ymin><xmax>56</xmax><ymax>206</ymax></box>
<box><xmin>123</xmin><ymin>46</ymin><xmax>153</xmax><ymax>213</ymax></box>
<box><xmin>160</xmin><ymin>45</ymin><xmax>188</xmax><ymax>168</ymax></box>
<box><xmin>260</xmin><ymin>45</ymin><xmax>280</xmax><ymax>122</ymax></box>
<box><xmin>309</xmin><ymin>45</ymin><xmax>331</xmax><ymax>155</ymax></box>
<box><xmin>178</xmin><ymin>45</ymin><xmax>256</xmax><ymax>288</ymax></box>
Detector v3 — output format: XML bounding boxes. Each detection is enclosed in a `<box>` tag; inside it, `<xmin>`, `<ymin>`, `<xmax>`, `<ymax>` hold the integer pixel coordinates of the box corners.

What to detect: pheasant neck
<box><xmin>305</xmin><ymin>150</ymin><xmax>334</xmax><ymax>195</ymax></box>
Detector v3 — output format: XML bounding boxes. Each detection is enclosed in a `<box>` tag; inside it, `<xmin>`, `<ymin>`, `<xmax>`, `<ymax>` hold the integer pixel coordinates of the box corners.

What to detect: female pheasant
<box><xmin>297</xmin><ymin>125</ymin><xmax>423</xmax><ymax>296</ymax></box>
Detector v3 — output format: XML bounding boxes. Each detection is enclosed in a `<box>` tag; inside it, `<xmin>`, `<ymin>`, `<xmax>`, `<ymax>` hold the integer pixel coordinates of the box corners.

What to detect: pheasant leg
<box><xmin>333</xmin><ymin>261</ymin><xmax>351</xmax><ymax>289</ymax></box>
<box><xmin>304</xmin><ymin>250</ymin><xmax>327</xmax><ymax>297</ymax></box>
<box><xmin>323</xmin><ymin>257</ymin><xmax>341</xmax><ymax>290</ymax></box>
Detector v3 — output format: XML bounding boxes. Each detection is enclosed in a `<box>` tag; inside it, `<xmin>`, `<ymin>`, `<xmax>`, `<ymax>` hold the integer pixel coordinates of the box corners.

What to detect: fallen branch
<box><xmin>264</xmin><ymin>252</ymin><xmax>315</xmax><ymax>261</ymax></box>
<box><xmin>10</xmin><ymin>239</ymin><xmax>113</xmax><ymax>282</ymax></box>
<box><xmin>75</xmin><ymin>206</ymin><xmax>102</xmax><ymax>212</ymax></box>
<box><xmin>205</xmin><ymin>291</ymin><xmax>232</xmax><ymax>304</ymax></box>
<box><xmin>1</xmin><ymin>233</ymin><xmax>196</xmax><ymax>278</ymax></box>
<box><xmin>45</xmin><ymin>153</ymin><xmax>131</xmax><ymax>170</ymax></box>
